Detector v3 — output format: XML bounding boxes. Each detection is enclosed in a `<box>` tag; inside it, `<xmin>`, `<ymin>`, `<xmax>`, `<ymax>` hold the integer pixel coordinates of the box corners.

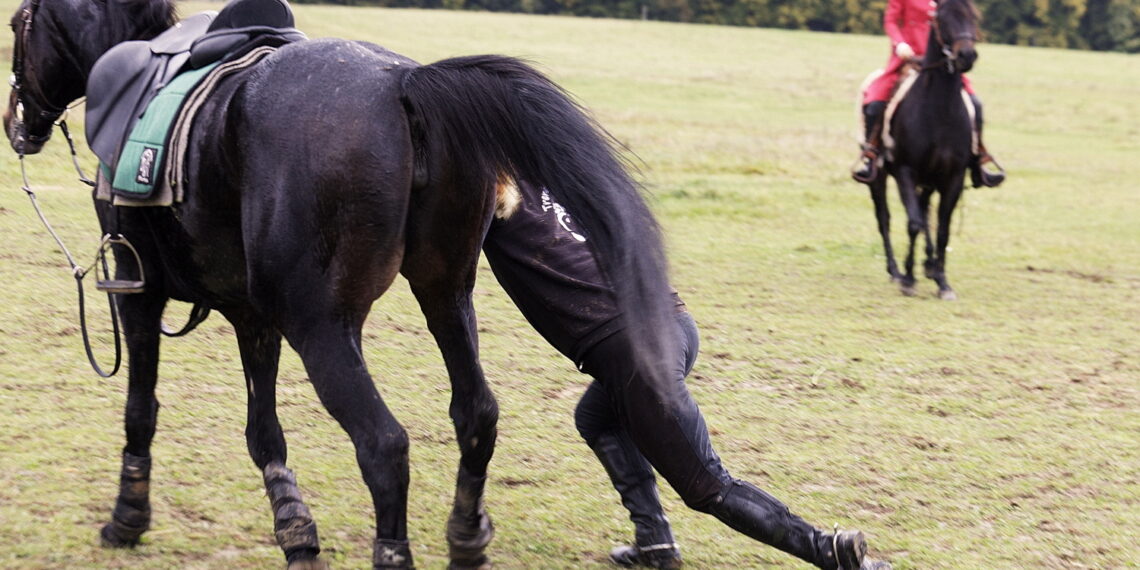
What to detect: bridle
<box><xmin>927</xmin><ymin>0</ymin><xmax>978</xmax><ymax>74</ymax></box>
<box><xmin>8</xmin><ymin>0</ymin><xmax>72</xmax><ymax>149</ymax></box>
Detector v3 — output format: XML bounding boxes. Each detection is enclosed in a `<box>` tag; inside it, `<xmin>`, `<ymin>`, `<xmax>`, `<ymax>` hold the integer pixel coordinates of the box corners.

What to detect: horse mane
<box><xmin>106</xmin><ymin>0</ymin><xmax>178</xmax><ymax>42</ymax></box>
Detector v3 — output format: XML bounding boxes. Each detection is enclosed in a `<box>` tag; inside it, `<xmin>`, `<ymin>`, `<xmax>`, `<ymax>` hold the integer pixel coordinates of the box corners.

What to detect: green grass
<box><xmin>1</xmin><ymin>2</ymin><xmax>1138</xmax><ymax>569</ymax></box>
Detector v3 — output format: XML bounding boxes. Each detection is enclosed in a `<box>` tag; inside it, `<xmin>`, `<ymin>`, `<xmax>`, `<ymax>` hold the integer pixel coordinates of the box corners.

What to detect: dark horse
<box><xmin>4</xmin><ymin>0</ymin><xmax>680</xmax><ymax>567</ymax></box>
<box><xmin>869</xmin><ymin>0</ymin><xmax>982</xmax><ymax>300</ymax></box>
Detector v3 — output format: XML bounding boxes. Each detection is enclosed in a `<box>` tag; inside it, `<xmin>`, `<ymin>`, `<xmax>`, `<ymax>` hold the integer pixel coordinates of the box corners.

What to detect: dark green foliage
<box><xmin>1080</xmin><ymin>0</ymin><xmax>1140</xmax><ymax>51</ymax></box>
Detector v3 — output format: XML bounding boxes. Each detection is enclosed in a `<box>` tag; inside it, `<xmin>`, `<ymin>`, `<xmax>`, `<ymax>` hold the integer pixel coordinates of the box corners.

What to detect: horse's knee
<box><xmin>907</xmin><ymin>219</ymin><xmax>925</xmax><ymax>235</ymax></box>
<box><xmin>452</xmin><ymin>395</ymin><xmax>499</xmax><ymax>451</ymax></box>
<box><xmin>376</xmin><ymin>424</ymin><xmax>411</xmax><ymax>460</ymax></box>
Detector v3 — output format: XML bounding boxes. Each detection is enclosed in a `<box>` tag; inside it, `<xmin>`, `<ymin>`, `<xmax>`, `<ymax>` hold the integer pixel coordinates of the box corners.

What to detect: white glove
<box><xmin>895</xmin><ymin>42</ymin><xmax>915</xmax><ymax>60</ymax></box>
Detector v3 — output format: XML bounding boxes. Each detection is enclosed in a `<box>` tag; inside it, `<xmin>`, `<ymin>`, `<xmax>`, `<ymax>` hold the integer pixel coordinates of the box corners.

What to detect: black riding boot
<box><xmin>852</xmin><ymin>101</ymin><xmax>887</xmax><ymax>184</ymax></box>
<box><xmin>968</xmin><ymin>94</ymin><xmax>1005</xmax><ymax>188</ymax></box>
<box><xmin>590</xmin><ymin>430</ymin><xmax>682</xmax><ymax>569</ymax></box>
<box><xmin>707</xmin><ymin>480</ymin><xmax>888</xmax><ymax>570</ymax></box>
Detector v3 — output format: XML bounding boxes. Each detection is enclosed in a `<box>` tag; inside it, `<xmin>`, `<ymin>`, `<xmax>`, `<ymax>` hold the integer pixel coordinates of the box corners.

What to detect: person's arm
<box><xmin>883</xmin><ymin>0</ymin><xmax>914</xmax><ymax>59</ymax></box>
<box><xmin>883</xmin><ymin>0</ymin><xmax>905</xmax><ymax>47</ymax></box>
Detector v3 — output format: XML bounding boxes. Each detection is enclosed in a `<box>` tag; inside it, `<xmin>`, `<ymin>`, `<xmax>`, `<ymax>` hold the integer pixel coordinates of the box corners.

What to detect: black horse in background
<box><xmin>869</xmin><ymin>0</ymin><xmax>982</xmax><ymax>300</ymax></box>
<box><xmin>4</xmin><ymin>0</ymin><xmax>680</xmax><ymax>568</ymax></box>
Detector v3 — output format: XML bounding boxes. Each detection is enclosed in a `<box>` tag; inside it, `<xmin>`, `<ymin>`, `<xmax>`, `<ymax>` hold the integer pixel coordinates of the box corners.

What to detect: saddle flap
<box><xmin>87</xmin><ymin>12</ymin><xmax>216</xmax><ymax>167</ymax></box>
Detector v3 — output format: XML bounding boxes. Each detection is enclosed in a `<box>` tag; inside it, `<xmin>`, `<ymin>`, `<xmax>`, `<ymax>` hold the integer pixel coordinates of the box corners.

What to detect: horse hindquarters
<box><xmin>220</xmin><ymin>41</ymin><xmax>419</xmax><ymax>568</ymax></box>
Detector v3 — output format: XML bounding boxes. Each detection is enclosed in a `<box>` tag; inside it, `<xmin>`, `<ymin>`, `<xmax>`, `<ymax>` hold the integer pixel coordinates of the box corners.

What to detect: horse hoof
<box><xmin>899</xmin><ymin>284</ymin><xmax>918</xmax><ymax>297</ymax></box>
<box><xmin>99</xmin><ymin>524</ymin><xmax>142</xmax><ymax>549</ymax></box>
<box><xmin>447</xmin><ymin>510</ymin><xmax>494</xmax><ymax>570</ymax></box>
<box><xmin>448</xmin><ymin>557</ymin><xmax>492</xmax><ymax>570</ymax></box>
<box><xmin>938</xmin><ymin>289</ymin><xmax>958</xmax><ymax>301</ymax></box>
<box><xmin>287</xmin><ymin>558</ymin><xmax>329</xmax><ymax>570</ymax></box>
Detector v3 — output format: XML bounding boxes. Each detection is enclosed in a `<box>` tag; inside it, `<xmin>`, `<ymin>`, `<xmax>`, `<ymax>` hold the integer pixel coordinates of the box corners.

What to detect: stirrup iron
<box><xmin>93</xmin><ymin>234</ymin><xmax>146</xmax><ymax>294</ymax></box>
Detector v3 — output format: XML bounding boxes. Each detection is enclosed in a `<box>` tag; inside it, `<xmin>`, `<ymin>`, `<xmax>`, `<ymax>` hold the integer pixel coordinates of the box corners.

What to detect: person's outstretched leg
<box><xmin>581</xmin><ymin>330</ymin><xmax>890</xmax><ymax>569</ymax></box>
<box><xmin>968</xmin><ymin>94</ymin><xmax>1005</xmax><ymax>188</ymax></box>
<box><xmin>708</xmin><ymin>479</ymin><xmax>878</xmax><ymax>570</ymax></box>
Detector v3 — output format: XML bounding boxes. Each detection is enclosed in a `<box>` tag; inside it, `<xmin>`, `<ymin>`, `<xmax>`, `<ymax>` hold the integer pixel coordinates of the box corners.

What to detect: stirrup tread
<box><xmin>95</xmin><ymin>279</ymin><xmax>146</xmax><ymax>294</ymax></box>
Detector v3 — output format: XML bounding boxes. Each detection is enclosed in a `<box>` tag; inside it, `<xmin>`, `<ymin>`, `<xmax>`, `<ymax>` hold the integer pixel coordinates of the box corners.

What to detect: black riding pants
<box><xmin>574</xmin><ymin>311</ymin><xmax>732</xmax><ymax>511</ymax></box>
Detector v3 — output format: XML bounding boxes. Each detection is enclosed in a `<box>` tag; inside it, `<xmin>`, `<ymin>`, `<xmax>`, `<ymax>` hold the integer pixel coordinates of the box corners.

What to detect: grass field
<box><xmin>1</xmin><ymin>1</ymin><xmax>1137</xmax><ymax>568</ymax></box>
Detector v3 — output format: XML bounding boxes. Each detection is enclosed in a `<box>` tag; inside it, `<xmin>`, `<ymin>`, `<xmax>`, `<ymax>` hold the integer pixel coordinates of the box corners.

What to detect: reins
<box><xmin>10</xmin><ymin>0</ymin><xmax>128</xmax><ymax>377</ymax></box>
<box><xmin>17</xmin><ymin>118</ymin><xmax>129</xmax><ymax>378</ymax></box>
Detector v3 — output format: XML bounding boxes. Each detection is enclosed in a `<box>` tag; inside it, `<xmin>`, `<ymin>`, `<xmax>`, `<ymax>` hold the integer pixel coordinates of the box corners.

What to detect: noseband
<box><xmin>929</xmin><ymin>1</ymin><xmax>978</xmax><ymax>74</ymax></box>
<box><xmin>9</xmin><ymin>0</ymin><xmax>69</xmax><ymax>149</ymax></box>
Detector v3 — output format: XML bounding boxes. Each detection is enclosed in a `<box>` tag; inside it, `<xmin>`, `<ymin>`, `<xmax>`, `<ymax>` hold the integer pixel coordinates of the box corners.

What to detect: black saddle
<box><xmin>85</xmin><ymin>0</ymin><xmax>304</xmax><ymax>174</ymax></box>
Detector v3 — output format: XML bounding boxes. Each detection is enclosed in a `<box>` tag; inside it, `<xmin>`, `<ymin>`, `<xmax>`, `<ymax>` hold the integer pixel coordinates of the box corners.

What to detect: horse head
<box><xmin>4</xmin><ymin>0</ymin><xmax>176</xmax><ymax>155</ymax></box>
<box><xmin>929</xmin><ymin>0</ymin><xmax>980</xmax><ymax>74</ymax></box>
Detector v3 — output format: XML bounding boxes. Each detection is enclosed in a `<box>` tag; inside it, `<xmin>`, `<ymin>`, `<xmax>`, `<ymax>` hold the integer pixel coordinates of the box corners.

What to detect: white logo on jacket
<box><xmin>541</xmin><ymin>189</ymin><xmax>586</xmax><ymax>242</ymax></box>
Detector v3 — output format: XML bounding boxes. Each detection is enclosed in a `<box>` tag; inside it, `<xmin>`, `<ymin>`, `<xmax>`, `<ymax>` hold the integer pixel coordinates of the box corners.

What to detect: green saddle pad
<box><xmin>111</xmin><ymin>62</ymin><xmax>219</xmax><ymax>198</ymax></box>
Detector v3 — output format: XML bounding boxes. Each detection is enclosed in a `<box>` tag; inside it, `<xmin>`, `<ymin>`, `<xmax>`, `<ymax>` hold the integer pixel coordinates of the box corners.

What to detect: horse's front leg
<box><xmin>409</xmin><ymin>280</ymin><xmax>498</xmax><ymax>570</ymax></box>
<box><xmin>931</xmin><ymin>179</ymin><xmax>966</xmax><ymax>300</ymax></box>
<box><xmin>918</xmin><ymin>187</ymin><xmax>943</xmax><ymax>284</ymax></box>
<box><xmin>100</xmin><ymin>290</ymin><xmax>166</xmax><ymax>548</ymax></box>
<box><xmin>231</xmin><ymin>316</ymin><xmax>325</xmax><ymax>569</ymax></box>
<box><xmin>894</xmin><ymin>168</ymin><xmax>924</xmax><ymax>296</ymax></box>
<box><xmin>869</xmin><ymin>174</ymin><xmax>902</xmax><ymax>282</ymax></box>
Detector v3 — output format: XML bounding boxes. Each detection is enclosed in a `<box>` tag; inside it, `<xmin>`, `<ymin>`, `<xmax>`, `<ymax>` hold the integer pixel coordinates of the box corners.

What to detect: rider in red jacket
<box><xmin>852</xmin><ymin>0</ymin><xmax>1004</xmax><ymax>188</ymax></box>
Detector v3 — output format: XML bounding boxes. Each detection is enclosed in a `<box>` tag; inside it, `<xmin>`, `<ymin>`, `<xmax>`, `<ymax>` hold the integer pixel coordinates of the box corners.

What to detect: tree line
<box><xmin>295</xmin><ymin>0</ymin><xmax>1140</xmax><ymax>53</ymax></box>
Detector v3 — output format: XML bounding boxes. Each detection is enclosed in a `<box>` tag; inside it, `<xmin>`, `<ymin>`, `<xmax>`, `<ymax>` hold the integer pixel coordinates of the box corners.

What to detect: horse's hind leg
<box><xmin>408</xmin><ymin>279</ymin><xmax>498</xmax><ymax>570</ymax></box>
<box><xmin>284</xmin><ymin>315</ymin><xmax>413</xmax><ymax>568</ymax></box>
<box><xmin>100</xmin><ymin>291</ymin><xmax>166</xmax><ymax>548</ymax></box>
<box><xmin>232</xmin><ymin>317</ymin><xmax>325</xmax><ymax>568</ymax></box>
<box><xmin>401</xmin><ymin>181</ymin><xmax>498</xmax><ymax>569</ymax></box>
<box><xmin>869</xmin><ymin>175</ymin><xmax>902</xmax><ymax>282</ymax></box>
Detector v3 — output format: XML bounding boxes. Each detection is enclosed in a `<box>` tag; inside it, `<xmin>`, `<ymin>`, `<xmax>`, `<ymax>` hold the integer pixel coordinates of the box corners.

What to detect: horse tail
<box><xmin>399</xmin><ymin>55</ymin><xmax>679</xmax><ymax>393</ymax></box>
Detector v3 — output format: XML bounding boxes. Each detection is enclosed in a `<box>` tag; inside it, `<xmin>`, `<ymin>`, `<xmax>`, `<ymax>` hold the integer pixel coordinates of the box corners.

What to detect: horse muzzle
<box><xmin>953</xmin><ymin>43</ymin><xmax>977</xmax><ymax>74</ymax></box>
<box><xmin>4</xmin><ymin>102</ymin><xmax>50</xmax><ymax>155</ymax></box>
